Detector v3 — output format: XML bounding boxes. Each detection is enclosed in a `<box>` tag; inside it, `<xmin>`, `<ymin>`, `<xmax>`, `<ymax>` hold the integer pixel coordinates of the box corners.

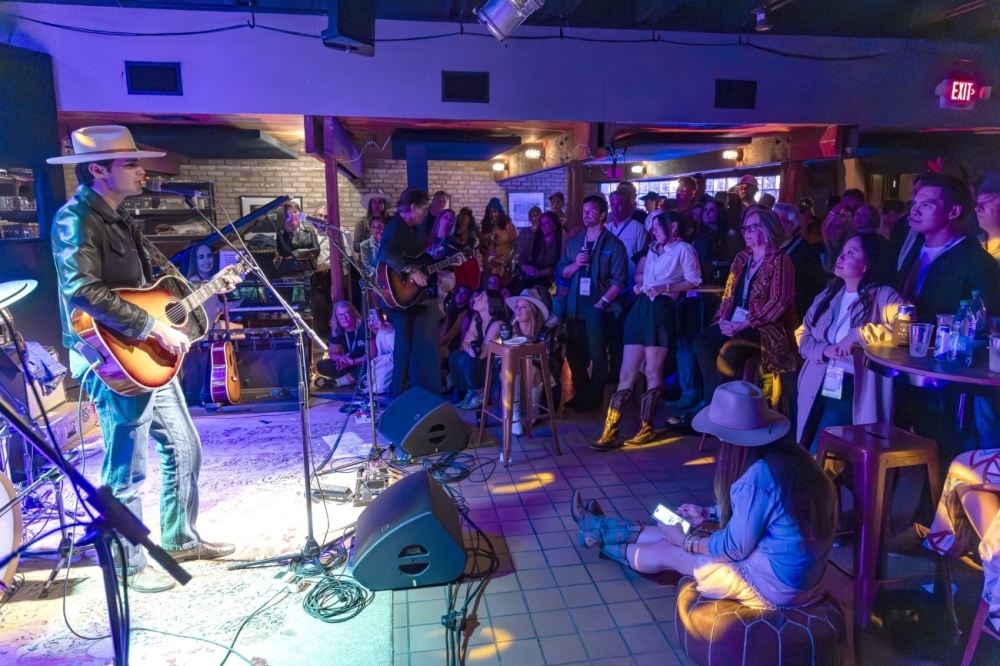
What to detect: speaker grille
<box><xmin>125</xmin><ymin>62</ymin><xmax>183</xmax><ymax>96</ymax></box>
<box><xmin>442</xmin><ymin>71</ymin><xmax>490</xmax><ymax>104</ymax></box>
<box><xmin>715</xmin><ymin>79</ymin><xmax>757</xmax><ymax>110</ymax></box>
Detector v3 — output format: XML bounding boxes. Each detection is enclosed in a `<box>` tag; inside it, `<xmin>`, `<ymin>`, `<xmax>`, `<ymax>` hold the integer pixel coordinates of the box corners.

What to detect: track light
<box><xmin>477</xmin><ymin>0</ymin><xmax>546</xmax><ymax>42</ymax></box>
<box><xmin>754</xmin><ymin>6</ymin><xmax>772</xmax><ymax>32</ymax></box>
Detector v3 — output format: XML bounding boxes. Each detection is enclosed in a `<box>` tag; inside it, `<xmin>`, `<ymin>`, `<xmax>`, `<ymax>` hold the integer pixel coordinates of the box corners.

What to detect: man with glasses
<box><xmin>376</xmin><ymin>188</ymin><xmax>441</xmax><ymax>397</ymax></box>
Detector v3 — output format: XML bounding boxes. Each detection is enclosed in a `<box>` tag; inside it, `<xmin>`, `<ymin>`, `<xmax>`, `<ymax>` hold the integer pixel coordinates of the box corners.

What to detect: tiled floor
<box><xmin>392</xmin><ymin>411</ymin><xmax>715</xmax><ymax>666</ymax></box>
<box><xmin>389</xmin><ymin>403</ymin><xmax>1000</xmax><ymax>666</ymax></box>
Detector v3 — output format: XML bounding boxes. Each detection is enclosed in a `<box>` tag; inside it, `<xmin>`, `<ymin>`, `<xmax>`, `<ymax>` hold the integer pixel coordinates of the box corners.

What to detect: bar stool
<box><xmin>477</xmin><ymin>340</ymin><xmax>561</xmax><ymax>467</ymax></box>
<box><xmin>815</xmin><ymin>422</ymin><xmax>941</xmax><ymax>632</ymax></box>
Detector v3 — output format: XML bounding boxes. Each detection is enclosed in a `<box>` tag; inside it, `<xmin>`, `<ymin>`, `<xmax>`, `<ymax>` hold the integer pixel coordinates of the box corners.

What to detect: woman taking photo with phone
<box><xmin>573</xmin><ymin>381</ymin><xmax>837</xmax><ymax>610</ymax></box>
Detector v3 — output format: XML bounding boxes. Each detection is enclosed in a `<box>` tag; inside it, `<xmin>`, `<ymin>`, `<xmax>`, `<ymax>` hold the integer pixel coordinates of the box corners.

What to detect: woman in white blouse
<box><xmin>593</xmin><ymin>211</ymin><xmax>702</xmax><ymax>450</ymax></box>
<box><xmin>796</xmin><ymin>233</ymin><xmax>909</xmax><ymax>451</ymax></box>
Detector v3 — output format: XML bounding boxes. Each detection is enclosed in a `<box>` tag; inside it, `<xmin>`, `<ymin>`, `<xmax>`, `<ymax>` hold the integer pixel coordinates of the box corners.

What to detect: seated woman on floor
<box><xmin>695</xmin><ymin>206</ymin><xmax>798</xmax><ymax>407</ymax></box>
<box><xmin>796</xmin><ymin>233</ymin><xmax>908</xmax><ymax>452</ymax></box>
<box><xmin>448</xmin><ymin>289</ymin><xmax>507</xmax><ymax>410</ymax></box>
<box><xmin>315</xmin><ymin>301</ymin><xmax>371</xmax><ymax>388</ymax></box>
<box><xmin>593</xmin><ymin>211</ymin><xmax>701</xmax><ymax>451</ymax></box>
<box><xmin>573</xmin><ymin>381</ymin><xmax>837</xmax><ymax>610</ymax></box>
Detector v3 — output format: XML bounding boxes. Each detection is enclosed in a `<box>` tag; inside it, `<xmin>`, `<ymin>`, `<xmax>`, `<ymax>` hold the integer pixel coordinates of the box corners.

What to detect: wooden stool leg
<box><xmin>698</xmin><ymin>433</ymin><xmax>707</xmax><ymax>452</ymax></box>
<box><xmin>477</xmin><ymin>350</ymin><xmax>495</xmax><ymax>448</ymax></box>
<box><xmin>502</xmin><ymin>353</ymin><xmax>517</xmax><ymax>467</ymax></box>
<box><xmin>538</xmin><ymin>353</ymin><xmax>561</xmax><ymax>456</ymax></box>
<box><xmin>519</xmin><ymin>356</ymin><xmax>532</xmax><ymax>437</ymax></box>
<box><xmin>854</xmin><ymin>457</ymin><xmax>887</xmax><ymax>631</ymax></box>
<box><xmin>960</xmin><ymin>599</ymin><xmax>989</xmax><ymax>666</ymax></box>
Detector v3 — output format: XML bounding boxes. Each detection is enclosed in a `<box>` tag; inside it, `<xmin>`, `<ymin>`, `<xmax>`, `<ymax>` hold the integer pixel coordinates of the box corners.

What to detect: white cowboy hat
<box><xmin>505</xmin><ymin>287</ymin><xmax>550</xmax><ymax>323</ymax></box>
<box><xmin>361</xmin><ymin>190</ymin><xmax>394</xmax><ymax>209</ymax></box>
<box><xmin>691</xmin><ymin>381</ymin><xmax>789</xmax><ymax>447</ymax></box>
<box><xmin>47</xmin><ymin>125</ymin><xmax>165</xmax><ymax>164</ymax></box>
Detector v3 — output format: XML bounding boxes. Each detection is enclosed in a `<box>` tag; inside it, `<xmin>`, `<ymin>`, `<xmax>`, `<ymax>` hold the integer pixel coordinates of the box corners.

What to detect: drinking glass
<box><xmin>909</xmin><ymin>323</ymin><xmax>933</xmax><ymax>358</ymax></box>
<box><xmin>990</xmin><ymin>335</ymin><xmax>1000</xmax><ymax>373</ymax></box>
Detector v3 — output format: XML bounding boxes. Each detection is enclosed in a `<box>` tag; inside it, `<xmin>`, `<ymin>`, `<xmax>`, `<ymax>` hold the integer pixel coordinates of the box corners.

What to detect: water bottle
<box><xmin>970</xmin><ymin>290</ymin><xmax>987</xmax><ymax>339</ymax></box>
<box><xmin>949</xmin><ymin>300</ymin><xmax>974</xmax><ymax>366</ymax></box>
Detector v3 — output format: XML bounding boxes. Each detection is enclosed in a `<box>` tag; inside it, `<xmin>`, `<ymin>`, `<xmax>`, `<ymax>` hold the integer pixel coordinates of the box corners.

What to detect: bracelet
<box><xmin>598</xmin><ymin>296</ymin><xmax>609</xmax><ymax>305</ymax></box>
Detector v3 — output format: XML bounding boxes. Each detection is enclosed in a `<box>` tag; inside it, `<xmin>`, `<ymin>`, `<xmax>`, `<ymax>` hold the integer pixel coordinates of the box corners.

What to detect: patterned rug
<box><xmin>0</xmin><ymin>401</ymin><xmax>392</xmax><ymax>666</ymax></box>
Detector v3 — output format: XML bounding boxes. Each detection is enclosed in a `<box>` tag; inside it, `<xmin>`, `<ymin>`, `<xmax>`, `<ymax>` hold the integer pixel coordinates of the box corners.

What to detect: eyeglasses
<box><xmin>741</xmin><ymin>223</ymin><xmax>762</xmax><ymax>234</ymax></box>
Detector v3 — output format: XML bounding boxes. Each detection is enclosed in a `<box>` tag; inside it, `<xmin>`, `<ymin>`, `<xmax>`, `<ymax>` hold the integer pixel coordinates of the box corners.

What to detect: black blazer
<box><xmin>897</xmin><ymin>235</ymin><xmax>1000</xmax><ymax>323</ymax></box>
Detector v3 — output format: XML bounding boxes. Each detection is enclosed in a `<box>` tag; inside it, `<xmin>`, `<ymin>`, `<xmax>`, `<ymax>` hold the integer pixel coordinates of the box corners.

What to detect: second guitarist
<box><xmin>375</xmin><ymin>188</ymin><xmax>445</xmax><ymax>398</ymax></box>
<box><xmin>49</xmin><ymin>126</ymin><xmax>241</xmax><ymax>593</ymax></box>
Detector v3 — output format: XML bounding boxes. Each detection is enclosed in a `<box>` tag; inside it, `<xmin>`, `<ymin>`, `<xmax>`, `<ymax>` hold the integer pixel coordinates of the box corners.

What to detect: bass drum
<box><xmin>0</xmin><ymin>470</ymin><xmax>20</xmax><ymax>588</ymax></box>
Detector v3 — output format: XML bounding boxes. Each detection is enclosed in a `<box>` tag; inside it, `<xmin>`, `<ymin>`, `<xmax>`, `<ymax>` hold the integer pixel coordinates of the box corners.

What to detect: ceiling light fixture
<box><xmin>477</xmin><ymin>0</ymin><xmax>546</xmax><ymax>42</ymax></box>
<box><xmin>524</xmin><ymin>148</ymin><xmax>542</xmax><ymax>160</ymax></box>
<box><xmin>493</xmin><ymin>161</ymin><xmax>508</xmax><ymax>172</ymax></box>
<box><xmin>630</xmin><ymin>164</ymin><xmax>646</xmax><ymax>175</ymax></box>
<box><xmin>754</xmin><ymin>6</ymin><xmax>772</xmax><ymax>32</ymax></box>
<box><xmin>722</xmin><ymin>149</ymin><xmax>743</xmax><ymax>161</ymax></box>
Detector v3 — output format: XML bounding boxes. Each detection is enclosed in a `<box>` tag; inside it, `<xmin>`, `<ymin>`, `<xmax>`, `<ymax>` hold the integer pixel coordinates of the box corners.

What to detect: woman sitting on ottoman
<box><xmin>573</xmin><ymin>381</ymin><xmax>837</xmax><ymax>609</ymax></box>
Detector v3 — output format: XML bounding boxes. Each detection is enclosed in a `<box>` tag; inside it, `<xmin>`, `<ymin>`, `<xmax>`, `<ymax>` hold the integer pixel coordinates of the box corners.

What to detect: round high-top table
<box><xmin>863</xmin><ymin>341</ymin><xmax>1000</xmax><ymax>389</ymax></box>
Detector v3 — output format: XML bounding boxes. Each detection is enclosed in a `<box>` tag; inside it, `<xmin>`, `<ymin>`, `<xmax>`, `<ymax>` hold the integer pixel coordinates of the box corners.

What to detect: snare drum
<box><xmin>0</xmin><ymin>470</ymin><xmax>20</xmax><ymax>588</ymax></box>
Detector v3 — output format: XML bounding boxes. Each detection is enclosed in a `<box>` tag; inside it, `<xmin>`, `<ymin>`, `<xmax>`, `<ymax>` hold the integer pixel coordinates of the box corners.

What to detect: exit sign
<box><xmin>936</xmin><ymin>78</ymin><xmax>992</xmax><ymax>110</ymax></box>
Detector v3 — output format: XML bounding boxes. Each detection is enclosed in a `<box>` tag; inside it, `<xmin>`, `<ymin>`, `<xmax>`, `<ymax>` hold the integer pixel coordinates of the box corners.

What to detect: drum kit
<box><xmin>0</xmin><ymin>278</ymin><xmax>90</xmax><ymax>596</ymax></box>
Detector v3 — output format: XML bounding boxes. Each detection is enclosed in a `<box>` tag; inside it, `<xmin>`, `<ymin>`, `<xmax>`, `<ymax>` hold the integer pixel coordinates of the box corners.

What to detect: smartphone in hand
<box><xmin>653</xmin><ymin>504</ymin><xmax>691</xmax><ymax>534</ymax></box>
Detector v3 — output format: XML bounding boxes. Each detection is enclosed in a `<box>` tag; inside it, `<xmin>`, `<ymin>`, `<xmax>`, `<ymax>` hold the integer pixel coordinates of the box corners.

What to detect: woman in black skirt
<box><xmin>592</xmin><ymin>211</ymin><xmax>702</xmax><ymax>450</ymax></box>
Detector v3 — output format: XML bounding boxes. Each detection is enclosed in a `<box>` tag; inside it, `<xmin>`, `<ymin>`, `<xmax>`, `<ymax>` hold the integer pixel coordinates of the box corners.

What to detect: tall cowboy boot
<box><xmin>590</xmin><ymin>389</ymin><xmax>632</xmax><ymax>451</ymax></box>
<box><xmin>598</xmin><ymin>519</ymin><xmax>641</xmax><ymax>567</ymax></box>
<box><xmin>577</xmin><ymin>514</ymin><xmax>642</xmax><ymax>550</ymax></box>
<box><xmin>625</xmin><ymin>387</ymin><xmax>664</xmax><ymax>446</ymax></box>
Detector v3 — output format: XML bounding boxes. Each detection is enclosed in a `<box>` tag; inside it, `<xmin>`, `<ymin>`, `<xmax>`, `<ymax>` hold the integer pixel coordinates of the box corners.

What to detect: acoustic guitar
<box><xmin>375</xmin><ymin>250</ymin><xmax>469</xmax><ymax>309</ymax></box>
<box><xmin>71</xmin><ymin>258</ymin><xmax>249</xmax><ymax>397</ymax></box>
<box><xmin>208</xmin><ymin>296</ymin><xmax>241</xmax><ymax>405</ymax></box>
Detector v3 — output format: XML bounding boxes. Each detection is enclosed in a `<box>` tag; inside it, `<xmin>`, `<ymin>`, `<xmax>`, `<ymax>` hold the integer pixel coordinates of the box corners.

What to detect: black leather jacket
<box><xmin>51</xmin><ymin>185</ymin><xmax>156</xmax><ymax>352</ymax></box>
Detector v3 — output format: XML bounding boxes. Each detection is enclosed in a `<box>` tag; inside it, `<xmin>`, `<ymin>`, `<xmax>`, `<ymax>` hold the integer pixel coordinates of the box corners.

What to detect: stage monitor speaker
<box><xmin>378</xmin><ymin>387</ymin><xmax>468</xmax><ymax>458</ymax></box>
<box><xmin>351</xmin><ymin>470</ymin><xmax>465</xmax><ymax>591</ymax></box>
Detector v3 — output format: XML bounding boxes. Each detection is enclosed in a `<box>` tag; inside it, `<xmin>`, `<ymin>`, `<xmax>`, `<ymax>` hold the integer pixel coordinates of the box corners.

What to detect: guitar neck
<box><xmin>180</xmin><ymin>264</ymin><xmax>242</xmax><ymax>313</ymax></box>
<box><xmin>426</xmin><ymin>253</ymin><xmax>463</xmax><ymax>275</ymax></box>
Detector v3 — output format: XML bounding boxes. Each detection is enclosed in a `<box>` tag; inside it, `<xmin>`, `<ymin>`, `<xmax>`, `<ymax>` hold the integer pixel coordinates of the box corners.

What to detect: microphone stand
<box><xmin>221</xmin><ymin>227</ymin><xmax>329</xmax><ymax>573</ymax></box>
<box><xmin>0</xmin><ymin>311</ymin><xmax>191</xmax><ymax>666</ymax></box>
<box><xmin>303</xmin><ymin>216</ymin><xmax>386</xmax><ymax>463</ymax></box>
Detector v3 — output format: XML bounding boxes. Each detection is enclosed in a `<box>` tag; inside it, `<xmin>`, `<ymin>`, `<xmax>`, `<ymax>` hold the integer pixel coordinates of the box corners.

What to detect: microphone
<box><xmin>145</xmin><ymin>179</ymin><xmax>206</xmax><ymax>198</ymax></box>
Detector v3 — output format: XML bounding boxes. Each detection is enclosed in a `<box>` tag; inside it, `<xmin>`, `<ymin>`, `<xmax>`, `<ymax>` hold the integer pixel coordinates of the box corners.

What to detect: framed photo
<box><xmin>507</xmin><ymin>192</ymin><xmax>545</xmax><ymax>229</ymax></box>
<box><xmin>238</xmin><ymin>195</ymin><xmax>301</xmax><ymax>250</ymax></box>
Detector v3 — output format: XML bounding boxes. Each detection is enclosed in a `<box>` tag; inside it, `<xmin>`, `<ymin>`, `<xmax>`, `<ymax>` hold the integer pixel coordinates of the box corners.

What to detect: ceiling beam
<box><xmin>304</xmin><ymin>115</ymin><xmax>364</xmax><ymax>180</ymax></box>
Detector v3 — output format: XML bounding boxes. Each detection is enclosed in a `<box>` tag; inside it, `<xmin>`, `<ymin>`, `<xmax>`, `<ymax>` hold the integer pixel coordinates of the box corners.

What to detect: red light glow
<box><xmin>950</xmin><ymin>80</ymin><xmax>976</xmax><ymax>102</ymax></box>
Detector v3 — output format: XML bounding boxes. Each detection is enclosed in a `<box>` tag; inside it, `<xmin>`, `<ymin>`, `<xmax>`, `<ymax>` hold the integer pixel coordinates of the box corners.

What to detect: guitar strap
<box><xmin>137</xmin><ymin>232</ymin><xmax>185</xmax><ymax>280</ymax></box>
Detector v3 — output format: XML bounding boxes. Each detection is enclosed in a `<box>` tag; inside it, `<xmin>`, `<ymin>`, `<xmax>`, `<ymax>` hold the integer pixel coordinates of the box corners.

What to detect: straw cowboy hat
<box><xmin>692</xmin><ymin>381</ymin><xmax>790</xmax><ymax>447</ymax></box>
<box><xmin>47</xmin><ymin>125</ymin><xmax>165</xmax><ymax>164</ymax></box>
<box><xmin>361</xmin><ymin>190</ymin><xmax>394</xmax><ymax>209</ymax></box>
<box><xmin>505</xmin><ymin>287</ymin><xmax>551</xmax><ymax>323</ymax></box>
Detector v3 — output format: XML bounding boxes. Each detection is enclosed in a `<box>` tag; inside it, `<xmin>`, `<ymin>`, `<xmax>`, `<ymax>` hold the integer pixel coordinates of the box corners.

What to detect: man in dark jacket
<box><xmin>48</xmin><ymin>126</ymin><xmax>237</xmax><ymax>593</ymax></box>
<box><xmin>375</xmin><ymin>187</ymin><xmax>439</xmax><ymax>397</ymax></box>
<box><xmin>556</xmin><ymin>195</ymin><xmax>628</xmax><ymax>411</ymax></box>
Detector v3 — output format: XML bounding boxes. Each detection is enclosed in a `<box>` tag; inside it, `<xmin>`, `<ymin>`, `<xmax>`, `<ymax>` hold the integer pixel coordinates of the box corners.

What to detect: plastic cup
<box><xmin>909</xmin><ymin>323</ymin><xmax>933</xmax><ymax>358</ymax></box>
<box><xmin>990</xmin><ymin>335</ymin><xmax>1000</xmax><ymax>373</ymax></box>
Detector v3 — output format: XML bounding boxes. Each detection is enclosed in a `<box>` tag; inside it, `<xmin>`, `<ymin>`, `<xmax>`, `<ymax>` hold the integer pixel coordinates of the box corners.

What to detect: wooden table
<box><xmin>863</xmin><ymin>341</ymin><xmax>1000</xmax><ymax>389</ymax></box>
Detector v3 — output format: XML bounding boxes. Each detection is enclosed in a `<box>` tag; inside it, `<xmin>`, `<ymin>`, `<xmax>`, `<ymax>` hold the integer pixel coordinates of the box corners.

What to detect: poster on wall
<box><xmin>507</xmin><ymin>192</ymin><xmax>545</xmax><ymax>229</ymax></box>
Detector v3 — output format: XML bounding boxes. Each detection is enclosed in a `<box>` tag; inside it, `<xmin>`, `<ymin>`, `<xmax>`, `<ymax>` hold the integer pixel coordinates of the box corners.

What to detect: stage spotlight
<box><xmin>477</xmin><ymin>0</ymin><xmax>546</xmax><ymax>42</ymax></box>
<box><xmin>754</xmin><ymin>6</ymin><xmax>772</xmax><ymax>32</ymax></box>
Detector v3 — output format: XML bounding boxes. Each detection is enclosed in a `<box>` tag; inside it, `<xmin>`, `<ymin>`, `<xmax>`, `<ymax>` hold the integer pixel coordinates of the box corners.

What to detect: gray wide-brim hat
<box><xmin>692</xmin><ymin>381</ymin><xmax>790</xmax><ymax>447</ymax></box>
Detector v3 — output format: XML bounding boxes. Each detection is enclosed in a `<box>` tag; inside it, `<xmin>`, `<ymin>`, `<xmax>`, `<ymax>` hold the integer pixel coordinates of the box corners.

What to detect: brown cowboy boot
<box><xmin>590</xmin><ymin>389</ymin><xmax>631</xmax><ymax>451</ymax></box>
<box><xmin>625</xmin><ymin>387</ymin><xmax>664</xmax><ymax>446</ymax></box>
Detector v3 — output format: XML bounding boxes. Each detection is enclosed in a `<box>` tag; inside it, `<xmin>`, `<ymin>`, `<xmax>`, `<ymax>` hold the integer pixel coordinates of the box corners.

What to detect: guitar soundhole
<box><xmin>164</xmin><ymin>300</ymin><xmax>187</xmax><ymax>326</ymax></box>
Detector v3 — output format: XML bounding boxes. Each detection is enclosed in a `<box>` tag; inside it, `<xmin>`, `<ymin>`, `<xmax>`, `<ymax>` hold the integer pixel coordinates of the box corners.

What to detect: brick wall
<box><xmin>65</xmin><ymin>155</ymin><xmax>505</xmax><ymax>227</ymax></box>
<box><xmin>498</xmin><ymin>165</ymin><xmax>568</xmax><ymax>202</ymax></box>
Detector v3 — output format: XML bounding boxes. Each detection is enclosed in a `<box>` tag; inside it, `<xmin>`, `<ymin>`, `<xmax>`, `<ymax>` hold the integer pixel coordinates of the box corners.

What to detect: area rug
<box><xmin>0</xmin><ymin>402</ymin><xmax>392</xmax><ymax>666</ymax></box>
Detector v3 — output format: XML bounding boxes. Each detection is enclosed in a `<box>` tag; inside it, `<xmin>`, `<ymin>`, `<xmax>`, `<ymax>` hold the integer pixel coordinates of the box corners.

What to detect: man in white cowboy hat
<box><xmin>48</xmin><ymin>126</ymin><xmax>238</xmax><ymax>593</ymax></box>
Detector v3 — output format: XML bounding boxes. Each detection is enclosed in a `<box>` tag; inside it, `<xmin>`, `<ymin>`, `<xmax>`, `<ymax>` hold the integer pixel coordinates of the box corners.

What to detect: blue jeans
<box><xmin>80</xmin><ymin>366</ymin><xmax>202</xmax><ymax>574</ymax></box>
